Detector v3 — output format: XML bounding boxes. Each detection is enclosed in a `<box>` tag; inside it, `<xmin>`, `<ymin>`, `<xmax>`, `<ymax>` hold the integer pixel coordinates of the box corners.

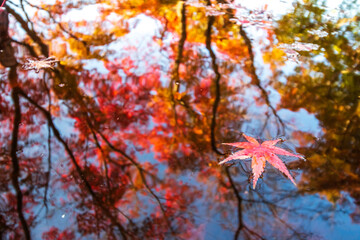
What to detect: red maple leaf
<box><xmin>220</xmin><ymin>134</ymin><xmax>304</xmax><ymax>189</ymax></box>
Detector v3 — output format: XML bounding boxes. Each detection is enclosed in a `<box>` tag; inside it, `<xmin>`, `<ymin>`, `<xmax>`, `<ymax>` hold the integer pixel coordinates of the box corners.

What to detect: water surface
<box><xmin>1</xmin><ymin>0</ymin><xmax>360</xmax><ymax>239</ymax></box>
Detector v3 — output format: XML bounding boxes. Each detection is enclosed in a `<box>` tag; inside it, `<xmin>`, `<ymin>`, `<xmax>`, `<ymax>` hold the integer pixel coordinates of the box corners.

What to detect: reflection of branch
<box><xmin>6</xmin><ymin>5</ymin><xmax>49</xmax><ymax>56</ymax></box>
<box><xmin>10</xmin><ymin>87</ymin><xmax>31</xmax><ymax>240</ymax></box>
<box><xmin>169</xmin><ymin>1</ymin><xmax>187</xmax><ymax>124</ymax></box>
<box><xmin>239</xmin><ymin>26</ymin><xmax>285</xmax><ymax>135</ymax></box>
<box><xmin>173</xmin><ymin>1</ymin><xmax>187</xmax><ymax>89</ymax></box>
<box><xmin>89</xmin><ymin>127</ymin><xmax>112</xmax><ymax>193</ymax></box>
<box><xmin>10</xmin><ymin>38</ymin><xmax>38</xmax><ymax>57</ymax></box>
<box><xmin>254</xmin><ymin>191</ymin><xmax>305</xmax><ymax>239</ymax></box>
<box><xmin>84</xmin><ymin>127</ymin><xmax>136</xmax><ymax>225</ymax></box>
<box><xmin>42</xmin><ymin>72</ymin><xmax>52</xmax><ymax>214</ymax></box>
<box><xmin>18</xmin><ymin>90</ymin><xmax>130</xmax><ymax>239</ymax></box>
<box><xmin>205</xmin><ymin>14</ymin><xmax>223</xmax><ymax>156</ymax></box>
<box><xmin>224</xmin><ymin>168</ymin><xmax>242</xmax><ymax>238</ymax></box>
<box><xmin>95</xmin><ymin>131</ymin><xmax>177</xmax><ymax>235</ymax></box>
<box><xmin>225</xmin><ymin>168</ymin><xmax>265</xmax><ymax>240</ymax></box>
<box><xmin>24</xmin><ymin>0</ymin><xmax>88</xmax><ymax>51</ymax></box>
<box><xmin>19</xmin><ymin>0</ymin><xmax>34</xmax><ymax>30</ymax></box>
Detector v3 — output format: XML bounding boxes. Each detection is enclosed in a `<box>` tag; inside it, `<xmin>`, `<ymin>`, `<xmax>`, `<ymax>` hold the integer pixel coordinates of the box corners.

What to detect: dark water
<box><xmin>1</xmin><ymin>0</ymin><xmax>360</xmax><ymax>239</ymax></box>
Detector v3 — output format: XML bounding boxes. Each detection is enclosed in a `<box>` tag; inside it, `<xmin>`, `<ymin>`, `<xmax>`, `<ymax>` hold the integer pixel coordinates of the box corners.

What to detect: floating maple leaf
<box><xmin>220</xmin><ymin>134</ymin><xmax>304</xmax><ymax>189</ymax></box>
<box><xmin>22</xmin><ymin>56</ymin><xmax>59</xmax><ymax>73</ymax></box>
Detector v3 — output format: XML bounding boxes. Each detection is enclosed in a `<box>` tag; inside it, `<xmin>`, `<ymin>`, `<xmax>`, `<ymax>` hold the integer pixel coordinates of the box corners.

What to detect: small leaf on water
<box><xmin>22</xmin><ymin>56</ymin><xmax>59</xmax><ymax>73</ymax></box>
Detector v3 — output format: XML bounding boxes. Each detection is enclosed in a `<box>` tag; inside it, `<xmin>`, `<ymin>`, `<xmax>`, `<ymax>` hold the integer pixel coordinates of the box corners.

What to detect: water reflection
<box><xmin>1</xmin><ymin>0</ymin><xmax>360</xmax><ymax>239</ymax></box>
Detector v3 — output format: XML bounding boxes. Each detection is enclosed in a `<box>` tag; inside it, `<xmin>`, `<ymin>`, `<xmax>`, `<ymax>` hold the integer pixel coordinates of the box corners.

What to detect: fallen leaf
<box><xmin>220</xmin><ymin>134</ymin><xmax>304</xmax><ymax>189</ymax></box>
<box><xmin>22</xmin><ymin>56</ymin><xmax>59</xmax><ymax>73</ymax></box>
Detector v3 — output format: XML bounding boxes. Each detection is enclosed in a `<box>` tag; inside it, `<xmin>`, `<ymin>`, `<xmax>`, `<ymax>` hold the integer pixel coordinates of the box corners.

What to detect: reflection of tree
<box><xmin>10</xmin><ymin>86</ymin><xmax>31</xmax><ymax>240</ymax></box>
<box><xmin>169</xmin><ymin>1</ymin><xmax>190</xmax><ymax>129</ymax></box>
<box><xmin>2</xmin><ymin>0</ymin><xmax>359</xmax><ymax>239</ymax></box>
<box><xmin>205</xmin><ymin>5</ymin><xmax>224</xmax><ymax>156</ymax></box>
<box><xmin>239</xmin><ymin>26</ymin><xmax>285</xmax><ymax>136</ymax></box>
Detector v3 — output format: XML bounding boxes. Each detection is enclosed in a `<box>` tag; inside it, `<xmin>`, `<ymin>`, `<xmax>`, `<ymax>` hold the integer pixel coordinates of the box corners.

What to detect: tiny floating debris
<box><xmin>230</xmin><ymin>8</ymin><xmax>273</xmax><ymax>28</ymax></box>
<box><xmin>277</xmin><ymin>41</ymin><xmax>319</xmax><ymax>62</ymax></box>
<box><xmin>308</xmin><ymin>29</ymin><xmax>328</xmax><ymax>38</ymax></box>
<box><xmin>278</xmin><ymin>42</ymin><xmax>319</xmax><ymax>52</ymax></box>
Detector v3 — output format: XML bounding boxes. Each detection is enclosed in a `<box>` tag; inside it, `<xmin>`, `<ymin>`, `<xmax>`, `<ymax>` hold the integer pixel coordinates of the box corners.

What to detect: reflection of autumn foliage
<box><xmin>273</xmin><ymin>0</ymin><xmax>360</xmax><ymax>207</ymax></box>
<box><xmin>2</xmin><ymin>0</ymin><xmax>360</xmax><ymax>239</ymax></box>
<box><xmin>42</xmin><ymin>228</ymin><xmax>75</xmax><ymax>240</ymax></box>
<box><xmin>2</xmin><ymin>0</ymin><xmax>276</xmax><ymax>236</ymax></box>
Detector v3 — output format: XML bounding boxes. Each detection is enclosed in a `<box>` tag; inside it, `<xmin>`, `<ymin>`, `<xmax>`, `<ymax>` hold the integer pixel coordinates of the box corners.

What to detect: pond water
<box><xmin>1</xmin><ymin>0</ymin><xmax>360</xmax><ymax>239</ymax></box>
